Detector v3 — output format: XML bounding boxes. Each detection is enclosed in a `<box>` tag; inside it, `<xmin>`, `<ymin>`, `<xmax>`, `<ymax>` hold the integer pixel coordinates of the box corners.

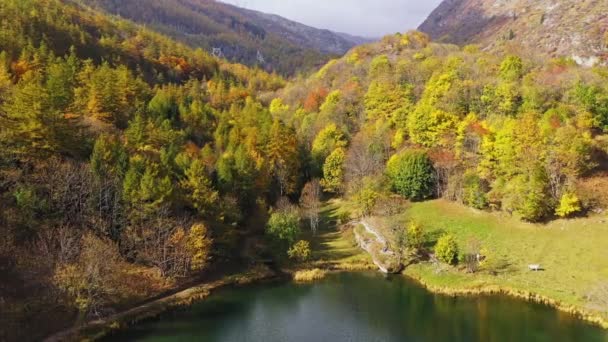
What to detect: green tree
<box><xmin>386</xmin><ymin>150</ymin><xmax>436</xmax><ymax>201</ymax></box>
<box><xmin>90</xmin><ymin>134</ymin><xmax>128</xmax><ymax>179</ymax></box>
<box><xmin>573</xmin><ymin>82</ymin><xmax>608</xmax><ymax>131</ymax></box>
<box><xmin>355</xmin><ymin>185</ymin><xmax>379</xmax><ymax>217</ymax></box>
<box><xmin>369</xmin><ymin>54</ymin><xmax>391</xmax><ymax>78</ymax></box>
<box><xmin>182</xmin><ymin>159</ymin><xmax>219</xmax><ymax>216</ymax></box>
<box><xmin>503</xmin><ymin>167</ymin><xmax>552</xmax><ymax>222</ymax></box>
<box><xmin>1</xmin><ymin>70</ymin><xmax>80</xmax><ymax>158</ymax></box>
<box><xmin>321</xmin><ymin>147</ymin><xmax>346</xmax><ymax>193</ymax></box>
<box><xmin>499</xmin><ymin>55</ymin><xmax>524</xmax><ymax>81</ymax></box>
<box><xmin>45</xmin><ymin>51</ymin><xmax>79</xmax><ymax>111</ymax></box>
<box><xmin>462</xmin><ymin>172</ymin><xmax>488</xmax><ymax>209</ymax></box>
<box><xmin>266</xmin><ymin>208</ymin><xmax>300</xmax><ymax>247</ymax></box>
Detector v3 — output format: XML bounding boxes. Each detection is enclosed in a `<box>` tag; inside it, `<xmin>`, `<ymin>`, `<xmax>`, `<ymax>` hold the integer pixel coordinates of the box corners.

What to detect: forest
<box><xmin>1</xmin><ymin>0</ymin><xmax>608</xmax><ymax>340</ymax></box>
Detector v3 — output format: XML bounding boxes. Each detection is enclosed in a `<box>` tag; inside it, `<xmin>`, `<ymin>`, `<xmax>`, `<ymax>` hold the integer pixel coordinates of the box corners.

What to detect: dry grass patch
<box><xmin>293</xmin><ymin>268</ymin><xmax>328</xmax><ymax>282</ymax></box>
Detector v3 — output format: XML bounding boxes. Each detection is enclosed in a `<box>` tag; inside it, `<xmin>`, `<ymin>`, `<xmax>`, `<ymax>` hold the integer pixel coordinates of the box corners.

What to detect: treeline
<box><xmin>276</xmin><ymin>31</ymin><xmax>608</xmax><ymax>222</ymax></box>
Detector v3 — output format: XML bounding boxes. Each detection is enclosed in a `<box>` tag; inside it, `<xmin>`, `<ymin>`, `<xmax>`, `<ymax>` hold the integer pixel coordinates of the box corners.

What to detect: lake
<box><xmin>108</xmin><ymin>272</ymin><xmax>608</xmax><ymax>342</ymax></box>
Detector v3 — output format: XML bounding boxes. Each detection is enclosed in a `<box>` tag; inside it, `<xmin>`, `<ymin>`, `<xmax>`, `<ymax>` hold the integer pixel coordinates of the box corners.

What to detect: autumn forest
<box><xmin>2</xmin><ymin>0</ymin><xmax>608</xmax><ymax>341</ymax></box>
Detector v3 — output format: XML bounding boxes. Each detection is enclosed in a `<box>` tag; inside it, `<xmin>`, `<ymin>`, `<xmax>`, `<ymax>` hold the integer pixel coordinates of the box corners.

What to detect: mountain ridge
<box><xmin>79</xmin><ymin>0</ymin><xmax>370</xmax><ymax>75</ymax></box>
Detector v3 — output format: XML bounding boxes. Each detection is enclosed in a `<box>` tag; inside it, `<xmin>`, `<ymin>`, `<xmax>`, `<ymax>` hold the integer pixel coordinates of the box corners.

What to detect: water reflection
<box><xmin>109</xmin><ymin>272</ymin><xmax>608</xmax><ymax>342</ymax></box>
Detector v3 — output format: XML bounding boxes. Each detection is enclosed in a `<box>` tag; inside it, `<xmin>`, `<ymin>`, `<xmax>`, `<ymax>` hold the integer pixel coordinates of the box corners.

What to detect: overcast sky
<box><xmin>220</xmin><ymin>0</ymin><xmax>442</xmax><ymax>38</ymax></box>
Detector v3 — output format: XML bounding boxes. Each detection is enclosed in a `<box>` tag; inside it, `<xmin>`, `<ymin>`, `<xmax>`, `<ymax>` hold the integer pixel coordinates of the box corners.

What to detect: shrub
<box><xmin>555</xmin><ymin>192</ymin><xmax>582</xmax><ymax>218</ymax></box>
<box><xmin>406</xmin><ymin>221</ymin><xmax>425</xmax><ymax>250</ymax></box>
<box><xmin>288</xmin><ymin>240</ymin><xmax>312</xmax><ymax>262</ymax></box>
<box><xmin>435</xmin><ymin>234</ymin><xmax>459</xmax><ymax>265</ymax></box>
<box><xmin>354</xmin><ymin>185</ymin><xmax>379</xmax><ymax>217</ymax></box>
<box><xmin>386</xmin><ymin>150</ymin><xmax>436</xmax><ymax>201</ymax></box>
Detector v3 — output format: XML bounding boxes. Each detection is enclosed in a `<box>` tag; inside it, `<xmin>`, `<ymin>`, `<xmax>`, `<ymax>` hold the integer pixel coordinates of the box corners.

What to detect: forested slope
<box><xmin>79</xmin><ymin>0</ymin><xmax>368</xmax><ymax>75</ymax></box>
<box><xmin>274</xmin><ymin>31</ymin><xmax>608</xmax><ymax>222</ymax></box>
<box><xmin>0</xmin><ymin>0</ymin><xmax>291</xmax><ymax>340</ymax></box>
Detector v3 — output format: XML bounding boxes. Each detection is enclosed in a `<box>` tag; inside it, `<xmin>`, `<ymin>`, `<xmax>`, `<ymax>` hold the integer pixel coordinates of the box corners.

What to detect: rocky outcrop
<box><xmin>354</xmin><ymin>222</ymin><xmax>403</xmax><ymax>274</ymax></box>
<box><xmin>419</xmin><ymin>0</ymin><xmax>608</xmax><ymax>64</ymax></box>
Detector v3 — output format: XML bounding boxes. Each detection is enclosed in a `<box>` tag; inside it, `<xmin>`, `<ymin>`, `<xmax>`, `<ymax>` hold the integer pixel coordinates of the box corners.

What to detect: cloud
<box><xmin>220</xmin><ymin>0</ymin><xmax>442</xmax><ymax>37</ymax></box>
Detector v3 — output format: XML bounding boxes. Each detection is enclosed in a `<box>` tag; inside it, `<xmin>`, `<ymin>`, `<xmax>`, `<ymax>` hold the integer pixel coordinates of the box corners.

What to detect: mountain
<box><xmin>79</xmin><ymin>0</ymin><xmax>370</xmax><ymax>75</ymax></box>
<box><xmin>419</xmin><ymin>0</ymin><xmax>608</xmax><ymax>65</ymax></box>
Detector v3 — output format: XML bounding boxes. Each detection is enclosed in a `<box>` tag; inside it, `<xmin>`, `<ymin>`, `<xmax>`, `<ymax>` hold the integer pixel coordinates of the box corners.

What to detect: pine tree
<box><xmin>182</xmin><ymin>159</ymin><xmax>219</xmax><ymax>216</ymax></box>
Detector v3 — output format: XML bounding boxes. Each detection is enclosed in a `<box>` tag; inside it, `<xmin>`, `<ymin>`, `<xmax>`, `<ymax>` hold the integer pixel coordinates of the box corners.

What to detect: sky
<box><xmin>220</xmin><ymin>0</ymin><xmax>443</xmax><ymax>38</ymax></box>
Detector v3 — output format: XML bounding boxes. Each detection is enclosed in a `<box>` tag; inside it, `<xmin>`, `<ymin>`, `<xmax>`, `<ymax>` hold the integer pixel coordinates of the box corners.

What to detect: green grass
<box><xmin>399</xmin><ymin>200</ymin><xmax>608</xmax><ymax>312</ymax></box>
<box><xmin>300</xmin><ymin>197</ymin><xmax>608</xmax><ymax>319</ymax></box>
<box><xmin>301</xmin><ymin>200</ymin><xmax>374</xmax><ymax>270</ymax></box>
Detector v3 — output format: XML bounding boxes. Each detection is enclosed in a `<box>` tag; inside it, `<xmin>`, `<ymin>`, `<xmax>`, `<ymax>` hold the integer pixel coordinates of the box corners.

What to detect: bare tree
<box><xmin>345</xmin><ymin>131</ymin><xmax>386</xmax><ymax>192</ymax></box>
<box><xmin>300</xmin><ymin>179</ymin><xmax>322</xmax><ymax>235</ymax></box>
<box><xmin>122</xmin><ymin>207</ymin><xmax>193</xmax><ymax>277</ymax></box>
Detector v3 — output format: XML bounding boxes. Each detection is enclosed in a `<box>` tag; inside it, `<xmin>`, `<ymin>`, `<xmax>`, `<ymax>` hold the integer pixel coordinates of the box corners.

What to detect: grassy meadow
<box><xmin>391</xmin><ymin>200</ymin><xmax>608</xmax><ymax>317</ymax></box>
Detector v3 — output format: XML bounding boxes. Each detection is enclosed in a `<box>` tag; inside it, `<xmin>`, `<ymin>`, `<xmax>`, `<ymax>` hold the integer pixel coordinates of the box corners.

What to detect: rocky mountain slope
<box><xmin>419</xmin><ymin>0</ymin><xmax>608</xmax><ymax>64</ymax></box>
<box><xmin>79</xmin><ymin>0</ymin><xmax>369</xmax><ymax>75</ymax></box>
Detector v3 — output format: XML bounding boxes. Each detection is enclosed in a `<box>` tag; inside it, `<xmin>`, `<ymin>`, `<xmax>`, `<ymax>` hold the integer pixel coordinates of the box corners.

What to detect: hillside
<box><xmin>275</xmin><ymin>30</ymin><xmax>608</xmax><ymax>220</ymax></box>
<box><xmin>78</xmin><ymin>0</ymin><xmax>369</xmax><ymax>75</ymax></box>
<box><xmin>0</xmin><ymin>0</ymin><xmax>284</xmax><ymax>340</ymax></box>
<box><xmin>419</xmin><ymin>0</ymin><xmax>608</xmax><ymax>64</ymax></box>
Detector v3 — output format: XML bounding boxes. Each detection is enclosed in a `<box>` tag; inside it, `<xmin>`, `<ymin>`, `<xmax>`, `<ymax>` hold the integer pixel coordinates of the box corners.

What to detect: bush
<box><xmin>555</xmin><ymin>192</ymin><xmax>582</xmax><ymax>218</ymax></box>
<box><xmin>435</xmin><ymin>234</ymin><xmax>459</xmax><ymax>265</ymax></box>
<box><xmin>288</xmin><ymin>240</ymin><xmax>312</xmax><ymax>262</ymax></box>
<box><xmin>386</xmin><ymin>150</ymin><xmax>436</xmax><ymax>201</ymax></box>
<box><xmin>406</xmin><ymin>221</ymin><xmax>425</xmax><ymax>250</ymax></box>
<box><xmin>354</xmin><ymin>185</ymin><xmax>379</xmax><ymax>217</ymax></box>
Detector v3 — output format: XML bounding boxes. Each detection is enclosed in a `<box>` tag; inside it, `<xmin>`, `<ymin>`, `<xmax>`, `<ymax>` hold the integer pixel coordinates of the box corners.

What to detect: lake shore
<box><xmin>403</xmin><ymin>267</ymin><xmax>608</xmax><ymax>330</ymax></box>
<box><xmin>44</xmin><ymin>265</ymin><xmax>279</xmax><ymax>342</ymax></box>
<box><xmin>46</xmin><ymin>198</ymin><xmax>608</xmax><ymax>340</ymax></box>
<box><xmin>326</xmin><ymin>198</ymin><xmax>608</xmax><ymax>331</ymax></box>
